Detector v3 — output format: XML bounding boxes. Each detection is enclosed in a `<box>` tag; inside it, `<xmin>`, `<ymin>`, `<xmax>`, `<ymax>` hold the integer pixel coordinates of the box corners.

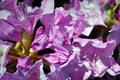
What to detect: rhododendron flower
<box><xmin>46</xmin><ymin>54</ymin><xmax>91</xmax><ymax>80</ymax></box>
<box><xmin>1</xmin><ymin>60</ymin><xmax>44</xmax><ymax>80</ymax></box>
<box><xmin>79</xmin><ymin>39</ymin><xmax>117</xmax><ymax>76</ymax></box>
<box><xmin>0</xmin><ymin>0</ymin><xmax>41</xmax><ymax>34</ymax></box>
<box><xmin>0</xmin><ymin>0</ymin><xmax>120</xmax><ymax>80</ymax></box>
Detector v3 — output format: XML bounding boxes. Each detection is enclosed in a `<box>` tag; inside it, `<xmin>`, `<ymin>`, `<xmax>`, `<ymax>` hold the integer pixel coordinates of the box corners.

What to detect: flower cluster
<box><xmin>0</xmin><ymin>0</ymin><xmax>120</xmax><ymax>80</ymax></box>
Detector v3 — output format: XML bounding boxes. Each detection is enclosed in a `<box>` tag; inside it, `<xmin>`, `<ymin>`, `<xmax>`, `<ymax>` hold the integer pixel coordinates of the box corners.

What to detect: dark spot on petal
<box><xmin>112</xmin><ymin>44</ymin><xmax>120</xmax><ymax>62</ymax></box>
<box><xmin>38</xmin><ymin>48</ymin><xmax>55</xmax><ymax>56</ymax></box>
<box><xmin>6</xmin><ymin>59</ymin><xmax>17</xmax><ymax>73</ymax></box>
<box><xmin>79</xmin><ymin>25</ymin><xmax>109</xmax><ymax>42</ymax></box>
<box><xmin>42</xmin><ymin>59</ymin><xmax>51</xmax><ymax>74</ymax></box>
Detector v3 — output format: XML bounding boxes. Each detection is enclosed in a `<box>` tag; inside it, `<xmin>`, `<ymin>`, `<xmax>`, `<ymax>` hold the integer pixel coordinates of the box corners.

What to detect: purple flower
<box><xmin>46</xmin><ymin>54</ymin><xmax>91</xmax><ymax>80</ymax></box>
<box><xmin>33</xmin><ymin>8</ymin><xmax>73</xmax><ymax>51</ymax></box>
<box><xmin>38</xmin><ymin>7</ymin><xmax>74</xmax><ymax>46</ymax></box>
<box><xmin>1</xmin><ymin>60</ymin><xmax>44</xmax><ymax>80</ymax></box>
<box><xmin>40</xmin><ymin>7</ymin><xmax>72</xmax><ymax>36</ymax></box>
<box><xmin>0</xmin><ymin>0</ymin><xmax>42</xmax><ymax>34</ymax></box>
<box><xmin>78</xmin><ymin>39</ymin><xmax>120</xmax><ymax>76</ymax></box>
<box><xmin>69</xmin><ymin>0</ymin><xmax>107</xmax><ymax>36</ymax></box>
<box><xmin>72</xmin><ymin>37</ymin><xmax>119</xmax><ymax>77</ymax></box>
<box><xmin>1</xmin><ymin>0</ymin><xmax>120</xmax><ymax>79</ymax></box>
<box><xmin>32</xmin><ymin>25</ymin><xmax>64</xmax><ymax>51</ymax></box>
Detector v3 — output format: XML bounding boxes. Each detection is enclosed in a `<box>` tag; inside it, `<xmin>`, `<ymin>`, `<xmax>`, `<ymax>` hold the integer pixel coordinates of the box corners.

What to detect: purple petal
<box><xmin>25</xmin><ymin>60</ymin><xmax>44</xmax><ymax>80</ymax></box>
<box><xmin>32</xmin><ymin>27</ymin><xmax>48</xmax><ymax>50</ymax></box>
<box><xmin>107</xmin><ymin>23</ymin><xmax>120</xmax><ymax>45</ymax></box>
<box><xmin>40</xmin><ymin>14</ymin><xmax>54</xmax><ymax>36</ymax></box>
<box><xmin>21</xmin><ymin>15</ymin><xmax>39</xmax><ymax>34</ymax></box>
<box><xmin>108</xmin><ymin>0</ymin><xmax>115</xmax><ymax>8</ymax></box>
<box><xmin>79</xmin><ymin>39</ymin><xmax>116</xmax><ymax>76</ymax></box>
<box><xmin>0</xmin><ymin>72</ymin><xmax>20</xmax><ymax>80</ymax></box>
<box><xmin>73</xmin><ymin>18</ymin><xmax>88</xmax><ymax>36</ymax></box>
<box><xmin>49</xmin><ymin>27</ymin><xmax>64</xmax><ymax>45</ymax></box>
<box><xmin>0</xmin><ymin>0</ymin><xmax>41</xmax><ymax>35</ymax></box>
<box><xmin>54</xmin><ymin>7</ymin><xmax>65</xmax><ymax>25</ymax></box>
<box><xmin>16</xmin><ymin>56</ymin><xmax>32</xmax><ymax>72</ymax></box>
<box><xmin>107</xmin><ymin>58</ymin><xmax>120</xmax><ymax>76</ymax></box>
<box><xmin>44</xmin><ymin>45</ymin><xmax>69</xmax><ymax>64</ymax></box>
<box><xmin>13</xmin><ymin>60</ymin><xmax>44</xmax><ymax>80</ymax></box>
<box><xmin>54</xmin><ymin>7</ymin><xmax>72</xmax><ymax>27</ymax></box>
<box><xmin>0</xmin><ymin>0</ymin><xmax>23</xmax><ymax>20</ymax></box>
<box><xmin>1</xmin><ymin>60</ymin><xmax>44</xmax><ymax>80</ymax></box>
<box><xmin>7</xmin><ymin>15</ymin><xmax>23</xmax><ymax>32</ymax></box>
<box><xmin>47</xmin><ymin>54</ymin><xmax>91</xmax><ymax>80</ymax></box>
<box><xmin>0</xmin><ymin>20</ymin><xmax>21</xmax><ymax>41</ymax></box>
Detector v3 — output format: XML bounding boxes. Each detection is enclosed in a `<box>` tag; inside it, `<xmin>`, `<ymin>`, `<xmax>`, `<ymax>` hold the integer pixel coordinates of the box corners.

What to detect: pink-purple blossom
<box><xmin>0</xmin><ymin>0</ymin><xmax>120</xmax><ymax>80</ymax></box>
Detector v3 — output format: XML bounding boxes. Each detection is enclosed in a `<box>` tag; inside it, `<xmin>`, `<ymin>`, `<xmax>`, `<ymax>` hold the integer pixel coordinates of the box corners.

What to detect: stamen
<box><xmin>10</xmin><ymin>47</ymin><xmax>23</xmax><ymax>56</ymax></box>
<box><xmin>21</xmin><ymin>30</ymin><xmax>33</xmax><ymax>55</ymax></box>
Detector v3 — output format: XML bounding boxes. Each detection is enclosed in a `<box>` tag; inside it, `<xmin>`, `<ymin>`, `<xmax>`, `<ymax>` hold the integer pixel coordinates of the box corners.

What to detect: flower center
<box><xmin>7</xmin><ymin>30</ymin><xmax>42</xmax><ymax>73</ymax></box>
